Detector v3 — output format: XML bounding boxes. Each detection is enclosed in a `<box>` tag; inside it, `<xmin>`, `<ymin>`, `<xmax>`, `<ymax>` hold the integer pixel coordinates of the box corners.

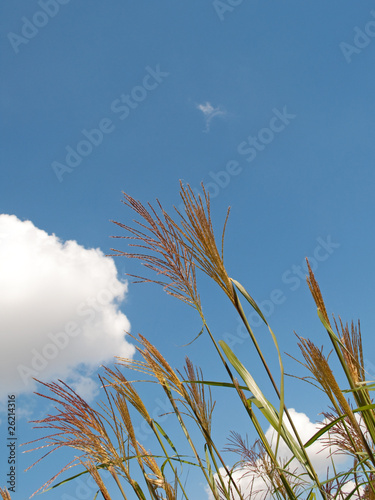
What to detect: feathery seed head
<box><xmin>23</xmin><ymin>379</ymin><xmax>123</xmax><ymax>496</ymax></box>
<box><xmin>176</xmin><ymin>182</ymin><xmax>235</xmax><ymax>303</ymax></box>
<box><xmin>334</xmin><ymin>317</ymin><xmax>365</xmax><ymax>386</ymax></box>
<box><xmin>111</xmin><ymin>182</ymin><xmax>235</xmax><ymax>310</ymax></box>
<box><xmin>306</xmin><ymin>259</ymin><xmax>331</xmax><ymax>327</ymax></box>
<box><xmin>0</xmin><ymin>489</ymin><xmax>11</xmax><ymax>500</ymax></box>
<box><xmin>79</xmin><ymin>458</ymin><xmax>112</xmax><ymax>500</ymax></box>
<box><xmin>179</xmin><ymin>358</ymin><xmax>215</xmax><ymax>436</ymax></box>
<box><xmin>111</xmin><ymin>191</ymin><xmax>201</xmax><ymax>309</ymax></box>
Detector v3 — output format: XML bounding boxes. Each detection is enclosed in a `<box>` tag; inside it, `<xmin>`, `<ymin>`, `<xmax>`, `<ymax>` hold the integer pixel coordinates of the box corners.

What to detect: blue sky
<box><xmin>1</xmin><ymin>1</ymin><xmax>375</xmax><ymax>498</ymax></box>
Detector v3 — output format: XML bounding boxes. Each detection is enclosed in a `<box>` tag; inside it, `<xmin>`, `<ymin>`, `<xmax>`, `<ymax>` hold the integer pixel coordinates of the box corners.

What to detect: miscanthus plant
<box><xmin>3</xmin><ymin>183</ymin><xmax>375</xmax><ymax>499</ymax></box>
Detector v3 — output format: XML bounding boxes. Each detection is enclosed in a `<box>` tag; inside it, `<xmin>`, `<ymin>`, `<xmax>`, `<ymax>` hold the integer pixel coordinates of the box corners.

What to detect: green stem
<box><xmin>149</xmin><ymin>419</ymin><xmax>190</xmax><ymax>500</ymax></box>
<box><xmin>233</xmin><ymin>296</ymin><xmax>327</xmax><ymax>498</ymax></box>
<box><xmin>321</xmin><ymin>317</ymin><xmax>375</xmax><ymax>467</ymax></box>
<box><xmin>234</xmin><ymin>381</ymin><xmax>298</xmax><ymax>500</ymax></box>
<box><xmin>162</xmin><ymin>380</ymin><xmax>221</xmax><ymax>500</ymax></box>
<box><xmin>201</xmin><ymin>431</ymin><xmax>244</xmax><ymax>499</ymax></box>
<box><xmin>202</xmin><ymin>316</ymin><xmax>316</xmax><ymax>499</ymax></box>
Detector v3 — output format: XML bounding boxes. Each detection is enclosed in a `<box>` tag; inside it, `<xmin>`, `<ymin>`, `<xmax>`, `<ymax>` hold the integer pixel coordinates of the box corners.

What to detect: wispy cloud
<box><xmin>196</xmin><ymin>101</ymin><xmax>226</xmax><ymax>132</ymax></box>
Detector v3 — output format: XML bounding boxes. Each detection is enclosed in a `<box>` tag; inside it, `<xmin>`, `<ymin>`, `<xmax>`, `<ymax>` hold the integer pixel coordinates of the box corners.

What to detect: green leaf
<box><xmin>219</xmin><ymin>340</ymin><xmax>309</xmax><ymax>469</ymax></box>
<box><xmin>153</xmin><ymin>420</ymin><xmax>179</xmax><ymax>455</ymax></box>
<box><xmin>230</xmin><ymin>278</ymin><xmax>268</xmax><ymax>324</ymax></box>
<box><xmin>45</xmin><ymin>467</ymin><xmax>106</xmax><ymax>490</ymax></box>
<box><xmin>132</xmin><ymin>481</ymin><xmax>147</xmax><ymax>500</ymax></box>
<box><xmin>177</xmin><ymin>324</ymin><xmax>204</xmax><ymax>347</ymax></box>
<box><xmin>230</xmin><ymin>278</ymin><xmax>286</xmax><ymax>457</ymax></box>
<box><xmin>204</xmin><ymin>444</ymin><xmax>219</xmax><ymax>499</ymax></box>
<box><xmin>342</xmin><ymin>383</ymin><xmax>375</xmax><ymax>394</ymax></box>
<box><xmin>304</xmin><ymin>403</ymin><xmax>375</xmax><ymax>448</ymax></box>
<box><xmin>182</xmin><ymin>379</ymin><xmax>250</xmax><ymax>391</ymax></box>
<box><xmin>317</xmin><ymin>309</ymin><xmax>345</xmax><ymax>348</ymax></box>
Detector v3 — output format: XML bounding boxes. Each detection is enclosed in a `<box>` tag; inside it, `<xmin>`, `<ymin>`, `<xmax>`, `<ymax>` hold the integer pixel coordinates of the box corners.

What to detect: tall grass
<box><xmin>4</xmin><ymin>183</ymin><xmax>375</xmax><ymax>499</ymax></box>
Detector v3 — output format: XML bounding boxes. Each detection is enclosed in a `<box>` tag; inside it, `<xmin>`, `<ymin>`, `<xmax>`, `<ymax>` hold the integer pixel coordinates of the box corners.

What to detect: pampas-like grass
<box><xmin>5</xmin><ymin>183</ymin><xmax>373</xmax><ymax>500</ymax></box>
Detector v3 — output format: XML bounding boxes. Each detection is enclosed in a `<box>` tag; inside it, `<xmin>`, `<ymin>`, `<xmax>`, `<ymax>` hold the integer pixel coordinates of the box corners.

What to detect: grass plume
<box><xmin>6</xmin><ymin>183</ymin><xmax>374</xmax><ymax>499</ymax></box>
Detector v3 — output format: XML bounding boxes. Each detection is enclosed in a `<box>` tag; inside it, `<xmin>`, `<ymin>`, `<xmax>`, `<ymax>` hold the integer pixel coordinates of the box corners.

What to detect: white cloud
<box><xmin>196</xmin><ymin>101</ymin><xmax>226</xmax><ymax>132</ymax></box>
<box><xmin>265</xmin><ymin>408</ymin><xmax>347</xmax><ymax>476</ymax></box>
<box><xmin>15</xmin><ymin>404</ymin><xmax>34</xmax><ymax>421</ymax></box>
<box><xmin>206</xmin><ymin>409</ymin><xmax>352</xmax><ymax>500</ymax></box>
<box><xmin>0</xmin><ymin>214</ymin><xmax>135</xmax><ymax>401</ymax></box>
<box><xmin>70</xmin><ymin>375</ymin><xmax>100</xmax><ymax>403</ymax></box>
<box><xmin>197</xmin><ymin>102</ymin><xmax>216</xmax><ymax>116</ymax></box>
